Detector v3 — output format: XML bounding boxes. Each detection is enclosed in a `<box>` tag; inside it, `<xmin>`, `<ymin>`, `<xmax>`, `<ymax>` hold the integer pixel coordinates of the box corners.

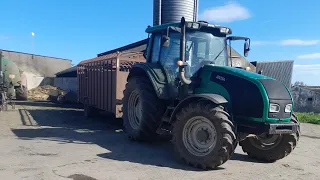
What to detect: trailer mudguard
<box><xmin>128</xmin><ymin>63</ymin><xmax>171</xmax><ymax>99</ymax></box>
<box><xmin>169</xmin><ymin>94</ymin><xmax>228</xmax><ymax>122</ymax></box>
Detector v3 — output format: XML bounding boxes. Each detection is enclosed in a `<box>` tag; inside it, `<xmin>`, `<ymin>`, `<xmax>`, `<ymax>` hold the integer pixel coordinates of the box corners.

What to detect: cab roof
<box><xmin>145</xmin><ymin>21</ymin><xmax>232</xmax><ymax>34</ymax></box>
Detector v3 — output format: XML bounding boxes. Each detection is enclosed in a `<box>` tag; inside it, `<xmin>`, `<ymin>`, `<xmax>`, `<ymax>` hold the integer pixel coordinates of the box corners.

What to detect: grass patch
<box><xmin>295</xmin><ymin>112</ymin><xmax>320</xmax><ymax>124</ymax></box>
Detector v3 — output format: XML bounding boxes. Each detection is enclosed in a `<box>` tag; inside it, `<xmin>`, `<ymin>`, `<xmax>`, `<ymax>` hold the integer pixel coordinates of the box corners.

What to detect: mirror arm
<box><xmin>229</xmin><ymin>40</ymin><xmax>232</xmax><ymax>67</ymax></box>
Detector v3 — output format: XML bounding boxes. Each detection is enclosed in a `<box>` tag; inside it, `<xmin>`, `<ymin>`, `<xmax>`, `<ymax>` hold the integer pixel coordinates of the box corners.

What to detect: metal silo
<box><xmin>153</xmin><ymin>0</ymin><xmax>199</xmax><ymax>26</ymax></box>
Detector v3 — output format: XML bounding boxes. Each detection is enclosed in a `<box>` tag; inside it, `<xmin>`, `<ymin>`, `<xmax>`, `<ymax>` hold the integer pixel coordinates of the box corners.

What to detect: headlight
<box><xmin>285</xmin><ymin>104</ymin><xmax>292</xmax><ymax>113</ymax></box>
<box><xmin>269</xmin><ymin>103</ymin><xmax>280</xmax><ymax>113</ymax></box>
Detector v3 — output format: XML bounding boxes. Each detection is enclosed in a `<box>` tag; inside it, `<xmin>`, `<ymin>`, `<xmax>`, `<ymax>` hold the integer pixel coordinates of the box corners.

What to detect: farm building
<box><xmin>291</xmin><ymin>86</ymin><xmax>320</xmax><ymax>113</ymax></box>
<box><xmin>54</xmin><ymin>66</ymin><xmax>78</xmax><ymax>103</ymax></box>
<box><xmin>0</xmin><ymin>49</ymin><xmax>72</xmax><ymax>90</ymax></box>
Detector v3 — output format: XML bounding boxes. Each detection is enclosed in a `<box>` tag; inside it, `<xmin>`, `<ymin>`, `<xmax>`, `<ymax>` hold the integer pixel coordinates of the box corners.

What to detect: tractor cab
<box><xmin>144</xmin><ymin>17</ymin><xmax>251</xmax><ymax>83</ymax></box>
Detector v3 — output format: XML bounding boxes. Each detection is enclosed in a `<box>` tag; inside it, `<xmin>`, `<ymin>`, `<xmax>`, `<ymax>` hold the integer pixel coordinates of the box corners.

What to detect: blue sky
<box><xmin>1</xmin><ymin>0</ymin><xmax>320</xmax><ymax>85</ymax></box>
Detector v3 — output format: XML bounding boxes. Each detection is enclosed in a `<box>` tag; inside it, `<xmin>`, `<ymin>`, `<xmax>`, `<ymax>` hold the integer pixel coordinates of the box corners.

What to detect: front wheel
<box><xmin>172</xmin><ymin>101</ymin><xmax>237</xmax><ymax>169</ymax></box>
<box><xmin>240</xmin><ymin>115</ymin><xmax>300</xmax><ymax>162</ymax></box>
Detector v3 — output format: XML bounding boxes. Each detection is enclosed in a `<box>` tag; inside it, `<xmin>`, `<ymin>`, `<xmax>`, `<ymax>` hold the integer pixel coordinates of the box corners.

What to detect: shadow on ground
<box><xmin>14</xmin><ymin>100</ymin><xmax>83</xmax><ymax>109</ymax></box>
<box><xmin>11</xmin><ymin>102</ymin><xmax>261</xmax><ymax>171</ymax></box>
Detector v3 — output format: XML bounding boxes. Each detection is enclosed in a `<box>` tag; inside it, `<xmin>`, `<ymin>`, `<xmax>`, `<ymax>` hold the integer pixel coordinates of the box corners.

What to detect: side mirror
<box><xmin>244</xmin><ymin>40</ymin><xmax>250</xmax><ymax>57</ymax></box>
<box><xmin>162</xmin><ymin>35</ymin><xmax>170</xmax><ymax>48</ymax></box>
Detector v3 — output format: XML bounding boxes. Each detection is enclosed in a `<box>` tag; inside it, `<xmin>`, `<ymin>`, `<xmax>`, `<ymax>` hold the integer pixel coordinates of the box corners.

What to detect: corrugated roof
<box><xmin>55</xmin><ymin>66</ymin><xmax>77</xmax><ymax>76</ymax></box>
<box><xmin>254</xmin><ymin>61</ymin><xmax>294</xmax><ymax>88</ymax></box>
<box><xmin>301</xmin><ymin>86</ymin><xmax>320</xmax><ymax>93</ymax></box>
<box><xmin>97</xmin><ymin>39</ymin><xmax>148</xmax><ymax>57</ymax></box>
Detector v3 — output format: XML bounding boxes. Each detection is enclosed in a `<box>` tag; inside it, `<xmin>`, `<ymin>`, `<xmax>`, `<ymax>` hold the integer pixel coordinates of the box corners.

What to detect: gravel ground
<box><xmin>0</xmin><ymin>101</ymin><xmax>319</xmax><ymax>180</ymax></box>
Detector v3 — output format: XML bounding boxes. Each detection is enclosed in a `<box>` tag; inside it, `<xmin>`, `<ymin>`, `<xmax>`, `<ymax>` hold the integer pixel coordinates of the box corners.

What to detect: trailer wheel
<box><xmin>172</xmin><ymin>101</ymin><xmax>237</xmax><ymax>169</ymax></box>
<box><xmin>84</xmin><ymin>102</ymin><xmax>99</xmax><ymax>118</ymax></box>
<box><xmin>239</xmin><ymin>115</ymin><xmax>300</xmax><ymax>162</ymax></box>
<box><xmin>122</xmin><ymin>76</ymin><xmax>165</xmax><ymax>141</ymax></box>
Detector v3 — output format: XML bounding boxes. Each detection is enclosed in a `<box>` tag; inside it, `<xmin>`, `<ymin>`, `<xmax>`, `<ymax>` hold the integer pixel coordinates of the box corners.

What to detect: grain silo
<box><xmin>153</xmin><ymin>0</ymin><xmax>199</xmax><ymax>26</ymax></box>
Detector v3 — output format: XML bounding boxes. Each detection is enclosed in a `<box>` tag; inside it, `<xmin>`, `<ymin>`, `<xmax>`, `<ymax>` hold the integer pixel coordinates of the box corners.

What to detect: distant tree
<box><xmin>294</xmin><ymin>81</ymin><xmax>306</xmax><ymax>86</ymax></box>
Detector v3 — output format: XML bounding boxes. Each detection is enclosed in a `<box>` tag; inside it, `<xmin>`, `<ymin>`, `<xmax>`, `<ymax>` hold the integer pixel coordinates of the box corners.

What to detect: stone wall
<box><xmin>291</xmin><ymin>86</ymin><xmax>320</xmax><ymax>113</ymax></box>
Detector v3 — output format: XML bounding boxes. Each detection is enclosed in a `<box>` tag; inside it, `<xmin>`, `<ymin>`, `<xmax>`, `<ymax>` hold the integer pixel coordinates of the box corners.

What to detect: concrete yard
<box><xmin>0</xmin><ymin>101</ymin><xmax>319</xmax><ymax>180</ymax></box>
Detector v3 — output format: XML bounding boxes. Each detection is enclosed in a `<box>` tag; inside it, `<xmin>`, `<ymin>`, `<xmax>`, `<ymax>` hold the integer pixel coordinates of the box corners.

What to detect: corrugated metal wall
<box><xmin>254</xmin><ymin>61</ymin><xmax>294</xmax><ymax>88</ymax></box>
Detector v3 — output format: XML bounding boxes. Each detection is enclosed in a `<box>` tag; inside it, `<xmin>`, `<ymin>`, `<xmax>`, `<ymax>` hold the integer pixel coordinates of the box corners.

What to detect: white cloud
<box><xmin>251</xmin><ymin>41</ymin><xmax>276</xmax><ymax>46</ymax></box>
<box><xmin>292</xmin><ymin>64</ymin><xmax>320</xmax><ymax>85</ymax></box>
<box><xmin>199</xmin><ymin>2</ymin><xmax>251</xmax><ymax>23</ymax></box>
<box><xmin>280</xmin><ymin>39</ymin><xmax>320</xmax><ymax>46</ymax></box>
<box><xmin>297</xmin><ymin>53</ymin><xmax>320</xmax><ymax>59</ymax></box>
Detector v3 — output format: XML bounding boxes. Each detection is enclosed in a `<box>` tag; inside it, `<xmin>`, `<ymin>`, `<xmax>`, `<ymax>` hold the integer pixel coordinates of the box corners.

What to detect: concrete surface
<box><xmin>0</xmin><ymin>101</ymin><xmax>319</xmax><ymax>180</ymax></box>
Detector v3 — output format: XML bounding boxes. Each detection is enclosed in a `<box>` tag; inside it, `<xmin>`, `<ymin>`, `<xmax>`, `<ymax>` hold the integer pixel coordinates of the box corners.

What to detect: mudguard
<box><xmin>170</xmin><ymin>94</ymin><xmax>228</xmax><ymax>122</ymax></box>
<box><xmin>128</xmin><ymin>63</ymin><xmax>171</xmax><ymax>99</ymax></box>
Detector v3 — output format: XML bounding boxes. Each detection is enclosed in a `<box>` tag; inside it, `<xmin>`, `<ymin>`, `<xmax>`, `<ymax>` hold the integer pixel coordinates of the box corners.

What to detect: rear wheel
<box><xmin>172</xmin><ymin>101</ymin><xmax>237</xmax><ymax>169</ymax></box>
<box><xmin>240</xmin><ymin>115</ymin><xmax>300</xmax><ymax>162</ymax></box>
<box><xmin>122</xmin><ymin>76</ymin><xmax>165</xmax><ymax>141</ymax></box>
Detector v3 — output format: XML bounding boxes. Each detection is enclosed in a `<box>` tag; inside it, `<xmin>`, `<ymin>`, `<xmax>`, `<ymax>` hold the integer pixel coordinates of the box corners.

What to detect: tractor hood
<box><xmin>197</xmin><ymin>65</ymin><xmax>293</xmax><ymax>122</ymax></box>
<box><xmin>203</xmin><ymin>65</ymin><xmax>271</xmax><ymax>81</ymax></box>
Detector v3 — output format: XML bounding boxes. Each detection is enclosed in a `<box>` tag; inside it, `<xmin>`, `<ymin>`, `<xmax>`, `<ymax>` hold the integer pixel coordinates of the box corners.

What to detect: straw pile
<box><xmin>28</xmin><ymin>85</ymin><xmax>66</xmax><ymax>101</ymax></box>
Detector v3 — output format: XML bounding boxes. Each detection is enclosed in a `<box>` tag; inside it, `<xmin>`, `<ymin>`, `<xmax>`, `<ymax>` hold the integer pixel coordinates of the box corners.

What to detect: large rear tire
<box><xmin>239</xmin><ymin>115</ymin><xmax>300</xmax><ymax>162</ymax></box>
<box><xmin>172</xmin><ymin>101</ymin><xmax>237</xmax><ymax>169</ymax></box>
<box><xmin>122</xmin><ymin>76</ymin><xmax>165</xmax><ymax>141</ymax></box>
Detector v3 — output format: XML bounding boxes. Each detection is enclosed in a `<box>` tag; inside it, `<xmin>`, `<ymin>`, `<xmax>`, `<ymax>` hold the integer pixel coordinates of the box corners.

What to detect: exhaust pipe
<box><xmin>178</xmin><ymin>17</ymin><xmax>192</xmax><ymax>85</ymax></box>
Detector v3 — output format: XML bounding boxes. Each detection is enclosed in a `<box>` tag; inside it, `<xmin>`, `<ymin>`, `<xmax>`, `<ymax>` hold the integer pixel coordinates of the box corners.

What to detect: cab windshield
<box><xmin>185</xmin><ymin>31</ymin><xmax>227</xmax><ymax>77</ymax></box>
<box><xmin>157</xmin><ymin>30</ymin><xmax>227</xmax><ymax>79</ymax></box>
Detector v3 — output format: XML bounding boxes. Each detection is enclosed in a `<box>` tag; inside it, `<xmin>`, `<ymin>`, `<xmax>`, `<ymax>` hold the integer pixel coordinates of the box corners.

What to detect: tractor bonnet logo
<box><xmin>216</xmin><ymin>75</ymin><xmax>225</xmax><ymax>81</ymax></box>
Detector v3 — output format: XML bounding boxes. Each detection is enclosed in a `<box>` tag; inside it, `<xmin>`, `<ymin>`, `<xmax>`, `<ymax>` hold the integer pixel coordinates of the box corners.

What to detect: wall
<box><xmin>1</xmin><ymin>50</ymin><xmax>72</xmax><ymax>90</ymax></box>
<box><xmin>291</xmin><ymin>86</ymin><xmax>320</xmax><ymax>113</ymax></box>
<box><xmin>54</xmin><ymin>77</ymin><xmax>77</xmax><ymax>92</ymax></box>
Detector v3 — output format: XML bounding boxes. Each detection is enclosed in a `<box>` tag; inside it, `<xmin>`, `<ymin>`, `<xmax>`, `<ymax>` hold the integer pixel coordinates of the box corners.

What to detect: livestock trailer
<box><xmin>77</xmin><ymin>52</ymin><xmax>145</xmax><ymax>117</ymax></box>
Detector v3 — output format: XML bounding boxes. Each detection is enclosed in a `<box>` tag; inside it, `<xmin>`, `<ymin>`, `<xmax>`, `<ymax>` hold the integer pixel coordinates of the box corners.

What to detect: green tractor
<box><xmin>122</xmin><ymin>17</ymin><xmax>300</xmax><ymax>169</ymax></box>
